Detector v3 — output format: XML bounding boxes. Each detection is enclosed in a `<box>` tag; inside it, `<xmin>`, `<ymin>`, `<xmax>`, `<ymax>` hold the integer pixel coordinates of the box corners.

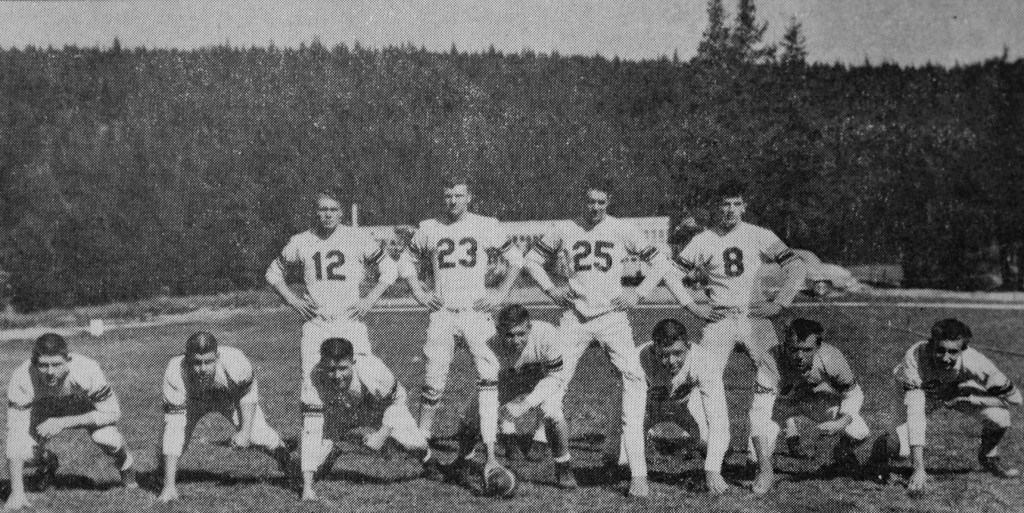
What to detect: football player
<box><xmin>158</xmin><ymin>332</ymin><xmax>291</xmax><ymax>503</ymax></box>
<box><xmin>450</xmin><ymin>304</ymin><xmax>573</xmax><ymax>488</ymax></box>
<box><xmin>5</xmin><ymin>333</ymin><xmax>137</xmax><ymax>511</ymax></box>
<box><xmin>869</xmin><ymin>318</ymin><xmax>1022</xmax><ymax>494</ymax></box>
<box><xmin>522</xmin><ymin>180</ymin><xmax>673</xmax><ymax>498</ymax></box>
<box><xmin>399</xmin><ymin>178</ymin><xmax>524</xmax><ymax>480</ymax></box>
<box><xmin>669</xmin><ymin>179</ymin><xmax>806</xmax><ymax>495</ymax></box>
<box><xmin>602</xmin><ymin>319</ymin><xmax>708</xmax><ymax>478</ymax></box>
<box><xmin>745</xmin><ymin>319</ymin><xmax>869</xmax><ymax>475</ymax></box>
<box><xmin>266</xmin><ymin>190</ymin><xmax>400</xmax><ymax>484</ymax></box>
<box><xmin>300</xmin><ymin>338</ymin><xmax>432</xmax><ymax>501</ymax></box>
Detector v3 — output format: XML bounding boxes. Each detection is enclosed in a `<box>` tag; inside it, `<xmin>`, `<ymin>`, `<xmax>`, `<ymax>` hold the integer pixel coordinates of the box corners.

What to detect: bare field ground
<box><xmin>1</xmin><ymin>303</ymin><xmax>1023</xmax><ymax>512</ymax></box>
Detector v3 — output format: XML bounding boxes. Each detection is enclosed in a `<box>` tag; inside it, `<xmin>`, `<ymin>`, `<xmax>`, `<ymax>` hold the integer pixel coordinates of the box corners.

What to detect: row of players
<box><xmin>5</xmin><ymin>179</ymin><xmax>1022</xmax><ymax>508</ymax></box>
<box><xmin>6</xmin><ymin>310</ymin><xmax>1020</xmax><ymax>509</ymax></box>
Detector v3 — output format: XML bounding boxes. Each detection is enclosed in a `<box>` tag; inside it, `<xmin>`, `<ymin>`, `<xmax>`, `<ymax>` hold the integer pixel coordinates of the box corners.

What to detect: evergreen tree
<box><xmin>780</xmin><ymin>17</ymin><xmax>808</xmax><ymax>67</ymax></box>
<box><xmin>695</xmin><ymin>0</ymin><xmax>730</xmax><ymax>64</ymax></box>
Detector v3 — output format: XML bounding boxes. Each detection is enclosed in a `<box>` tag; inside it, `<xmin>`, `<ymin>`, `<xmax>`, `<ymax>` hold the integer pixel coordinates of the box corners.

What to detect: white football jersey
<box><xmin>775</xmin><ymin>342</ymin><xmax>857</xmax><ymax>399</ymax></box>
<box><xmin>527</xmin><ymin>216</ymin><xmax>659</xmax><ymax>318</ymax></box>
<box><xmin>274</xmin><ymin>226</ymin><xmax>387</xmax><ymax>317</ymax></box>
<box><xmin>163</xmin><ymin>346</ymin><xmax>257</xmax><ymax>413</ymax></box>
<box><xmin>407</xmin><ymin>213</ymin><xmax>515</xmax><ymax>309</ymax></box>
<box><xmin>7</xmin><ymin>354</ymin><xmax>119</xmax><ymax>416</ymax></box>
<box><xmin>675</xmin><ymin>222</ymin><xmax>796</xmax><ymax>308</ymax></box>
<box><xmin>638</xmin><ymin>341</ymin><xmax>700</xmax><ymax>401</ymax></box>
<box><xmin>493</xmin><ymin>320</ymin><xmax>562</xmax><ymax>376</ymax></box>
<box><xmin>311</xmin><ymin>355</ymin><xmax>407</xmax><ymax>431</ymax></box>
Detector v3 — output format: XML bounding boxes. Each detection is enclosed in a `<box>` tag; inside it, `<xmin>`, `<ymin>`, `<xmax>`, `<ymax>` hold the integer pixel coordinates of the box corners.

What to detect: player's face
<box><xmin>502</xmin><ymin>320</ymin><xmax>532</xmax><ymax>353</ymax></box>
<box><xmin>443</xmin><ymin>184</ymin><xmax>471</xmax><ymax>218</ymax></box>
<box><xmin>931</xmin><ymin>339</ymin><xmax>965</xmax><ymax>370</ymax></box>
<box><xmin>717</xmin><ymin>196</ymin><xmax>745</xmax><ymax>228</ymax></box>
<box><xmin>786</xmin><ymin>335</ymin><xmax>820</xmax><ymax>371</ymax></box>
<box><xmin>655</xmin><ymin>339</ymin><xmax>688</xmax><ymax>375</ymax></box>
<box><xmin>323</xmin><ymin>357</ymin><xmax>355</xmax><ymax>389</ymax></box>
<box><xmin>188</xmin><ymin>351</ymin><xmax>218</xmax><ymax>385</ymax></box>
<box><xmin>34</xmin><ymin>354</ymin><xmax>70</xmax><ymax>386</ymax></box>
<box><xmin>316</xmin><ymin>197</ymin><xmax>343</xmax><ymax>231</ymax></box>
<box><xmin>585</xmin><ymin>190</ymin><xmax>609</xmax><ymax>223</ymax></box>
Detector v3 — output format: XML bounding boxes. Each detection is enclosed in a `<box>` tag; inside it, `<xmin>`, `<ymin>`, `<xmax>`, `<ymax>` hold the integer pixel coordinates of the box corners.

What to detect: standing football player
<box><xmin>523</xmin><ymin>180</ymin><xmax>672</xmax><ymax>498</ymax></box>
<box><xmin>602</xmin><ymin>319</ymin><xmax>708</xmax><ymax>477</ymax></box>
<box><xmin>300</xmin><ymin>338</ymin><xmax>432</xmax><ymax>501</ymax></box>
<box><xmin>158</xmin><ymin>332</ymin><xmax>292</xmax><ymax>503</ymax></box>
<box><xmin>870</xmin><ymin>318</ymin><xmax>1022</xmax><ymax>494</ymax></box>
<box><xmin>5</xmin><ymin>333</ymin><xmax>137</xmax><ymax>511</ymax></box>
<box><xmin>266</xmin><ymin>190</ymin><xmax>399</xmax><ymax>483</ymax></box>
<box><xmin>450</xmin><ymin>304</ymin><xmax>573</xmax><ymax>488</ymax></box>
<box><xmin>671</xmin><ymin>179</ymin><xmax>806</xmax><ymax>495</ymax></box>
<box><xmin>745</xmin><ymin>319</ymin><xmax>869</xmax><ymax>475</ymax></box>
<box><xmin>399</xmin><ymin>178</ymin><xmax>524</xmax><ymax>480</ymax></box>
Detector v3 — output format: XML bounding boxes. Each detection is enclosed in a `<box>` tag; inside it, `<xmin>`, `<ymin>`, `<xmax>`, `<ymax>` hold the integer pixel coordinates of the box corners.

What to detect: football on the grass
<box><xmin>484</xmin><ymin>465</ymin><xmax>518</xmax><ymax>498</ymax></box>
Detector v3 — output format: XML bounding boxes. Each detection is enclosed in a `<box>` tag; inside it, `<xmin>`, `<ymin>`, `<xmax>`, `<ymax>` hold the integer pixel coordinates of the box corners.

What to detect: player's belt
<box><xmin>711</xmin><ymin>305</ymin><xmax>746</xmax><ymax>317</ymax></box>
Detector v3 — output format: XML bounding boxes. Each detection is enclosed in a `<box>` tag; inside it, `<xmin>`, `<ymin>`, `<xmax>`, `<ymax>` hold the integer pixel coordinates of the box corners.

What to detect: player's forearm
<box><xmin>523</xmin><ymin>260</ymin><xmax>556</xmax><ymax>293</ymax></box>
<box><xmin>492</xmin><ymin>259</ymin><xmax>524</xmax><ymax>301</ymax></box>
<box><xmin>774</xmin><ymin>258</ymin><xmax>807</xmax><ymax>307</ymax></box>
<box><xmin>162</xmin><ymin>454</ymin><xmax>180</xmax><ymax>490</ymax></box>
<box><xmin>634</xmin><ymin>256</ymin><xmax>669</xmax><ymax>299</ymax></box>
<box><xmin>362</xmin><ymin>280</ymin><xmax>393</xmax><ymax>308</ymax></box>
<box><xmin>520</xmin><ymin>375</ymin><xmax>563</xmax><ymax>410</ymax></box>
<box><xmin>5</xmin><ymin>408</ymin><xmax>31</xmax><ymax>461</ymax></box>
<box><xmin>910</xmin><ymin>445</ymin><xmax>925</xmax><ymax>472</ymax></box>
<box><xmin>238</xmin><ymin>401</ymin><xmax>259</xmax><ymax>439</ymax></box>
<box><xmin>839</xmin><ymin>385</ymin><xmax>865</xmax><ymax>417</ymax></box>
<box><xmin>662</xmin><ymin>267</ymin><xmax>696</xmax><ymax>307</ymax></box>
<box><xmin>905</xmin><ymin>390</ymin><xmax>928</xmax><ymax>447</ymax></box>
<box><xmin>63</xmin><ymin>410</ymin><xmax>117</xmax><ymax>429</ymax></box>
<box><xmin>968</xmin><ymin>394</ymin><xmax>1016</xmax><ymax>409</ymax></box>
<box><xmin>268</xmin><ymin>279</ymin><xmax>302</xmax><ymax>306</ymax></box>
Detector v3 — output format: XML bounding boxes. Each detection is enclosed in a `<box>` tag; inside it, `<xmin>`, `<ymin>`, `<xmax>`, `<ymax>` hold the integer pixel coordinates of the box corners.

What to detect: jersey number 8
<box><xmin>723</xmin><ymin>247</ymin><xmax>744</xmax><ymax>277</ymax></box>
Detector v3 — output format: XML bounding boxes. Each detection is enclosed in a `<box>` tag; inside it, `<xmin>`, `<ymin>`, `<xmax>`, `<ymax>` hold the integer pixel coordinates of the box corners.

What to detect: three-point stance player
<box><xmin>400</xmin><ymin>179</ymin><xmax>524</xmax><ymax>479</ymax></box>
<box><xmin>301</xmin><ymin>338</ymin><xmax>432</xmax><ymax>501</ymax></box>
<box><xmin>451</xmin><ymin>304</ymin><xmax>574</xmax><ymax>488</ymax></box>
<box><xmin>671</xmin><ymin>180</ymin><xmax>806</xmax><ymax>494</ymax></box>
<box><xmin>745</xmin><ymin>319</ymin><xmax>870</xmax><ymax>475</ymax></box>
<box><xmin>5</xmin><ymin>334</ymin><xmax>137</xmax><ymax>511</ymax></box>
<box><xmin>523</xmin><ymin>181</ymin><xmax>671</xmax><ymax>498</ymax></box>
<box><xmin>266</xmin><ymin>190</ymin><xmax>399</xmax><ymax>482</ymax></box>
<box><xmin>158</xmin><ymin>332</ymin><xmax>291</xmax><ymax>503</ymax></box>
<box><xmin>872</xmin><ymin>318</ymin><xmax>1022</xmax><ymax>494</ymax></box>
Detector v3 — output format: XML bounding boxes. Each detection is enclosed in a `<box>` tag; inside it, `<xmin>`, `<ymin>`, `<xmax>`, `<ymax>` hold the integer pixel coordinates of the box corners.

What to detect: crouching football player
<box><xmin>5</xmin><ymin>333</ymin><xmax>137</xmax><ymax>511</ymax></box>
<box><xmin>451</xmin><ymin>305</ymin><xmax>573</xmax><ymax>488</ymax></box>
<box><xmin>869</xmin><ymin>318</ymin><xmax>1022</xmax><ymax>494</ymax></box>
<box><xmin>301</xmin><ymin>338</ymin><xmax>433</xmax><ymax>501</ymax></box>
<box><xmin>746</xmin><ymin>319</ymin><xmax>869</xmax><ymax>480</ymax></box>
<box><xmin>158</xmin><ymin>332</ymin><xmax>291</xmax><ymax>503</ymax></box>
<box><xmin>603</xmin><ymin>319</ymin><xmax>708</xmax><ymax>480</ymax></box>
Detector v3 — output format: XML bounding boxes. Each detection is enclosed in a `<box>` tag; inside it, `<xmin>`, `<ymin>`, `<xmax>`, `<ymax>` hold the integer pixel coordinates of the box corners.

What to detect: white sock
<box><xmin>478</xmin><ymin>381</ymin><xmax>499</xmax><ymax>448</ymax></box>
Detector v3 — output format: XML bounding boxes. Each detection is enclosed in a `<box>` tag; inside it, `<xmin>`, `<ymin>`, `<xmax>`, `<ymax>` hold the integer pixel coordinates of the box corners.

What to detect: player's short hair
<box><xmin>585</xmin><ymin>177</ymin><xmax>614</xmax><ymax>197</ymax></box>
<box><xmin>316</xmin><ymin>189</ymin><xmax>343</xmax><ymax>205</ymax></box>
<box><xmin>714</xmin><ymin>179</ymin><xmax>747</xmax><ymax>201</ymax></box>
<box><xmin>651</xmin><ymin>319</ymin><xmax>687</xmax><ymax>346</ymax></box>
<box><xmin>186</xmin><ymin>331</ymin><xmax>218</xmax><ymax>356</ymax></box>
<box><xmin>930</xmin><ymin>318</ymin><xmax>971</xmax><ymax>347</ymax></box>
<box><xmin>496</xmin><ymin>304</ymin><xmax>530</xmax><ymax>335</ymax></box>
<box><xmin>787</xmin><ymin>318</ymin><xmax>824</xmax><ymax>344</ymax></box>
<box><xmin>441</xmin><ymin>176</ymin><xmax>471</xmax><ymax>192</ymax></box>
<box><xmin>320</xmin><ymin>337</ymin><xmax>355</xmax><ymax>362</ymax></box>
<box><xmin>32</xmin><ymin>333</ymin><xmax>69</xmax><ymax>362</ymax></box>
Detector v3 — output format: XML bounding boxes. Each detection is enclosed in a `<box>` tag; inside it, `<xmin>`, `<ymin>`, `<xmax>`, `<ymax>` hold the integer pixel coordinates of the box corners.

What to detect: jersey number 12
<box><xmin>313</xmin><ymin>251</ymin><xmax>346</xmax><ymax>281</ymax></box>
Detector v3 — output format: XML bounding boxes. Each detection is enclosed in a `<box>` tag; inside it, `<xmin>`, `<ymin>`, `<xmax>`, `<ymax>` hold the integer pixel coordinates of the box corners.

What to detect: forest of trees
<box><xmin>1</xmin><ymin>0</ymin><xmax>1022</xmax><ymax>311</ymax></box>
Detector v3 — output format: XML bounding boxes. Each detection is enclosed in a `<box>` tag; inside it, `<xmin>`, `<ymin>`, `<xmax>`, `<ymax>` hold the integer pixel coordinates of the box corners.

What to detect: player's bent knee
<box><xmin>91</xmin><ymin>425</ymin><xmax>126</xmax><ymax>452</ymax></box>
<box><xmin>981</xmin><ymin>408</ymin><xmax>1012</xmax><ymax>430</ymax></box>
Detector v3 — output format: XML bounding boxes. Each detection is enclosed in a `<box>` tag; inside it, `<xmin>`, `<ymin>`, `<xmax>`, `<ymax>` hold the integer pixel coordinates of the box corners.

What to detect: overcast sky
<box><xmin>1</xmin><ymin>0</ymin><xmax>1021</xmax><ymax>65</ymax></box>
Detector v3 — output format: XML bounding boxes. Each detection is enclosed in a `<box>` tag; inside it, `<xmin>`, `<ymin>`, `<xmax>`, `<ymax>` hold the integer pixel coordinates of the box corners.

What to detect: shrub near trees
<box><xmin>0</xmin><ymin>0</ymin><xmax>1022</xmax><ymax>311</ymax></box>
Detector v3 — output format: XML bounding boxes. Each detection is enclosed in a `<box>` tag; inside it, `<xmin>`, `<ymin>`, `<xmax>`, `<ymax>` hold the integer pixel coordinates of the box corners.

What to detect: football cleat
<box><xmin>980</xmin><ymin>456</ymin><xmax>1021</xmax><ymax>479</ymax></box>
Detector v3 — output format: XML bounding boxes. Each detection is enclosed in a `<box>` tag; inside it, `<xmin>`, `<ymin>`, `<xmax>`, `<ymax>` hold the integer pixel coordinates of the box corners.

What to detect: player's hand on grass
<box><xmin>36</xmin><ymin>418</ymin><xmax>67</xmax><ymax>438</ymax></box>
<box><xmin>3</xmin><ymin>492</ymin><xmax>30</xmax><ymax>511</ymax></box>
<box><xmin>750</xmin><ymin>301</ymin><xmax>783</xmax><ymax>318</ymax></box>
<box><xmin>289</xmin><ymin>295</ymin><xmax>319</xmax><ymax>321</ymax></box>
<box><xmin>687</xmin><ymin>304</ymin><xmax>725</xmax><ymax>323</ymax></box>
<box><xmin>908</xmin><ymin>468</ymin><xmax>928</xmax><ymax>494</ymax></box>
<box><xmin>158</xmin><ymin>486</ymin><xmax>180</xmax><ymax>503</ymax></box>
<box><xmin>612</xmin><ymin>290</ymin><xmax>639</xmax><ymax>311</ymax></box>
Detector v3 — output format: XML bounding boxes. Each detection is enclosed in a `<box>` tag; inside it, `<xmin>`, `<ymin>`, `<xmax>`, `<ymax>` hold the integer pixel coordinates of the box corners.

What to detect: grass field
<box><xmin>1</xmin><ymin>301</ymin><xmax>1023</xmax><ymax>512</ymax></box>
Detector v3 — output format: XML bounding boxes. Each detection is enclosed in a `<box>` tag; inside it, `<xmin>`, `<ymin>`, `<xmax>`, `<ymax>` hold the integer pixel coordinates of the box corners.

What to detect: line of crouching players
<box><xmin>5</xmin><ymin>179</ymin><xmax>1022</xmax><ymax>509</ymax></box>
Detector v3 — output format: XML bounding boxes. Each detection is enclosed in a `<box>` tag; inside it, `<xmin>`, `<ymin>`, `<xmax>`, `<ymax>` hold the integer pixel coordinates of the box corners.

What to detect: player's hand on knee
<box><xmin>230</xmin><ymin>432</ymin><xmax>252</xmax><ymax>449</ymax></box>
<box><xmin>4</xmin><ymin>492</ymin><xmax>30</xmax><ymax>511</ymax></box>
<box><xmin>36</xmin><ymin>418</ymin><xmax>67</xmax><ymax>438</ymax></box>
<box><xmin>289</xmin><ymin>296</ymin><xmax>318</xmax><ymax>321</ymax></box>
<box><xmin>158</xmin><ymin>486</ymin><xmax>179</xmax><ymax>503</ymax></box>
<box><xmin>545</xmin><ymin>287</ymin><xmax>577</xmax><ymax>308</ymax></box>
<box><xmin>908</xmin><ymin>468</ymin><xmax>928</xmax><ymax>494</ymax></box>
<box><xmin>347</xmin><ymin>298</ymin><xmax>374</xmax><ymax>320</ymax></box>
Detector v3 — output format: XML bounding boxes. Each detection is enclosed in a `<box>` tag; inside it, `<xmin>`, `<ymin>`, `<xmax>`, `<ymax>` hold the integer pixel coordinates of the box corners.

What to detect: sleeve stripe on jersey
<box><xmin>498</xmin><ymin>238</ymin><xmax>516</xmax><ymax>253</ymax></box>
<box><xmin>89</xmin><ymin>386</ymin><xmax>113</xmax><ymax>403</ymax></box>
<box><xmin>674</xmin><ymin>256</ymin><xmax>696</xmax><ymax>271</ymax></box>
<box><xmin>832</xmin><ymin>380</ymin><xmax>856</xmax><ymax>394</ymax></box>
<box><xmin>163</xmin><ymin>403</ymin><xmax>187</xmax><ymax>414</ymax></box>
<box><xmin>365</xmin><ymin>247</ymin><xmax>386</xmax><ymax>265</ymax></box>
<box><xmin>775</xmin><ymin>249</ymin><xmax>798</xmax><ymax>265</ymax></box>
<box><xmin>988</xmin><ymin>383</ymin><xmax>1016</xmax><ymax>397</ymax></box>
<box><xmin>636</xmin><ymin>246</ymin><xmax>659</xmax><ymax>262</ymax></box>
<box><xmin>532</xmin><ymin>239</ymin><xmax>556</xmax><ymax>257</ymax></box>
<box><xmin>8</xmin><ymin>401</ymin><xmax>30</xmax><ymax>410</ymax></box>
<box><xmin>236</xmin><ymin>379</ymin><xmax>254</xmax><ymax>395</ymax></box>
<box><xmin>902</xmin><ymin>382</ymin><xmax>921</xmax><ymax>392</ymax></box>
<box><xmin>301</xmin><ymin>404</ymin><xmax>324</xmax><ymax>414</ymax></box>
<box><xmin>385</xmin><ymin>381</ymin><xmax>399</xmax><ymax>403</ymax></box>
<box><xmin>407</xmin><ymin>244</ymin><xmax>427</xmax><ymax>259</ymax></box>
<box><xmin>545</xmin><ymin>357</ymin><xmax>563</xmax><ymax>372</ymax></box>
